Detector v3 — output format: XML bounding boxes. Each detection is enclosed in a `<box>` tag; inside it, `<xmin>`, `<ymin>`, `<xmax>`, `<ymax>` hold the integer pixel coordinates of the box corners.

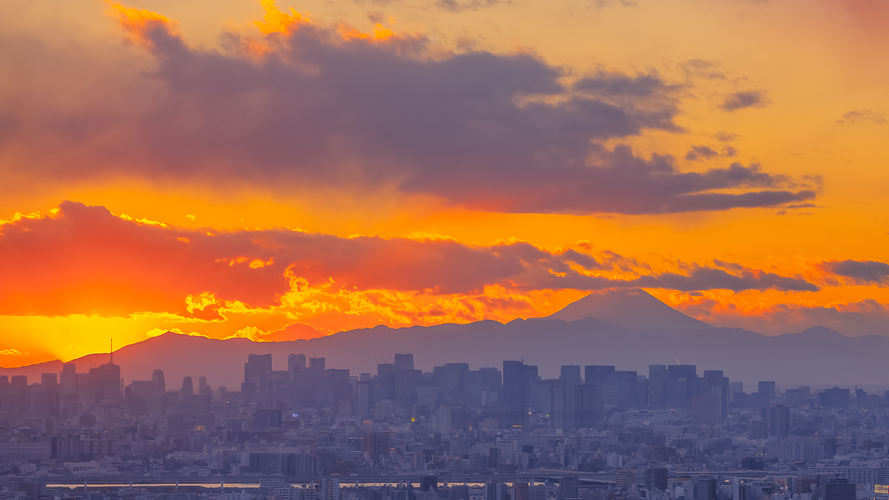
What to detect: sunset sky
<box><xmin>1</xmin><ymin>0</ymin><xmax>888</xmax><ymax>365</ymax></box>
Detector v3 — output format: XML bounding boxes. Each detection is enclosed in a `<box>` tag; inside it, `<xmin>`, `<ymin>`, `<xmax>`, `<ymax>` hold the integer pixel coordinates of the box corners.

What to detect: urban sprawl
<box><xmin>0</xmin><ymin>353</ymin><xmax>886</xmax><ymax>500</ymax></box>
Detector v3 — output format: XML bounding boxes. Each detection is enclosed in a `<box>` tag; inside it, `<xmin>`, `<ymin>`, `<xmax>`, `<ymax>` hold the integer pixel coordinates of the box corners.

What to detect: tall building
<box><xmin>558</xmin><ymin>477</ymin><xmax>579</xmax><ymax>500</ymax></box>
<box><xmin>528</xmin><ymin>485</ymin><xmax>547</xmax><ymax>500</ymax></box>
<box><xmin>758</xmin><ymin>381</ymin><xmax>777</xmax><ymax>401</ymax></box>
<box><xmin>648</xmin><ymin>467</ymin><xmax>668</xmax><ymax>491</ymax></box>
<box><xmin>560</xmin><ymin>365</ymin><xmax>581</xmax><ymax>383</ymax></box>
<box><xmin>769</xmin><ymin>405</ymin><xmax>790</xmax><ymax>439</ymax></box>
<box><xmin>41</xmin><ymin>373</ymin><xmax>57</xmax><ymax>387</ymax></box>
<box><xmin>648</xmin><ymin>365</ymin><xmax>668</xmax><ymax>409</ymax></box>
<box><xmin>576</xmin><ymin>384</ymin><xmax>603</xmax><ymax>429</ymax></box>
<box><xmin>319</xmin><ymin>477</ymin><xmax>340</xmax><ymax>500</ymax></box>
<box><xmin>308</xmin><ymin>357</ymin><xmax>326</xmax><ymax>376</ymax></box>
<box><xmin>609</xmin><ymin>370</ymin><xmax>638</xmax><ymax>409</ymax></box>
<box><xmin>288</xmin><ymin>353</ymin><xmax>306</xmax><ymax>372</ymax></box>
<box><xmin>532</xmin><ymin>378</ymin><xmax>576</xmax><ymax>430</ymax></box>
<box><xmin>180</xmin><ymin>376</ymin><xmax>194</xmax><ymax>397</ymax></box>
<box><xmin>702</xmin><ymin>370</ymin><xmax>730</xmax><ymax>420</ymax></box>
<box><xmin>695</xmin><ymin>478</ymin><xmax>718</xmax><ymax>500</ymax></box>
<box><xmin>503</xmin><ymin>361</ymin><xmax>538</xmax><ymax>406</ymax></box>
<box><xmin>825</xmin><ymin>480</ymin><xmax>855</xmax><ymax>500</ymax></box>
<box><xmin>820</xmin><ymin>387</ymin><xmax>850</xmax><ymax>408</ymax></box>
<box><xmin>732</xmin><ymin>479</ymin><xmax>748</xmax><ymax>500</ymax></box>
<box><xmin>514</xmin><ymin>482</ymin><xmax>530</xmax><ymax>500</ymax></box>
<box><xmin>60</xmin><ymin>363</ymin><xmax>78</xmax><ymax>396</ymax></box>
<box><xmin>431</xmin><ymin>363</ymin><xmax>470</xmax><ymax>403</ymax></box>
<box><xmin>199</xmin><ymin>376</ymin><xmax>212</xmax><ymax>396</ymax></box>
<box><xmin>394</xmin><ymin>353</ymin><xmax>414</xmax><ymax>370</ymax></box>
<box><xmin>89</xmin><ymin>361</ymin><xmax>121</xmax><ymax>400</ymax></box>
<box><xmin>485</xmin><ymin>482</ymin><xmax>508</xmax><ymax>500</ymax></box>
<box><xmin>584</xmin><ymin>365</ymin><xmax>615</xmax><ymax>384</ymax></box>
<box><xmin>245</xmin><ymin>354</ymin><xmax>273</xmax><ymax>388</ymax></box>
<box><xmin>616</xmin><ymin>470</ymin><xmax>635</xmax><ymax>493</ymax></box>
<box><xmin>151</xmin><ymin>369</ymin><xmax>165</xmax><ymax>393</ymax></box>
<box><xmin>667</xmin><ymin>365</ymin><xmax>698</xmax><ymax>409</ymax></box>
<box><xmin>361</xmin><ymin>431</ymin><xmax>390</xmax><ymax>460</ymax></box>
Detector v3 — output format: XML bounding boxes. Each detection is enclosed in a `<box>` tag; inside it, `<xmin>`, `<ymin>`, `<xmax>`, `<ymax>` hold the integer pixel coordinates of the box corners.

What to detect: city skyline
<box><xmin>1</xmin><ymin>0</ymin><xmax>888</xmax><ymax>365</ymax></box>
<box><xmin>1</xmin><ymin>314</ymin><xmax>888</xmax><ymax>498</ymax></box>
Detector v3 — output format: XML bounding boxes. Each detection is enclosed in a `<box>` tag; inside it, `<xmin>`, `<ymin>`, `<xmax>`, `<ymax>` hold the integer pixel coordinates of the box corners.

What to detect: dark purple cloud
<box><xmin>836</xmin><ymin>109</ymin><xmax>886</xmax><ymax>125</ymax></box>
<box><xmin>818</xmin><ymin>260</ymin><xmax>889</xmax><ymax>285</ymax></box>
<box><xmin>685</xmin><ymin>145</ymin><xmax>718</xmax><ymax>161</ymax></box>
<box><xmin>402</xmin><ymin>146</ymin><xmax>815</xmax><ymax>214</ymax></box>
<box><xmin>720</xmin><ymin>90</ymin><xmax>770</xmax><ymax>111</ymax></box>
<box><xmin>0</xmin><ymin>15</ymin><xmax>816</xmax><ymax>215</ymax></box>
<box><xmin>685</xmin><ymin>145</ymin><xmax>737</xmax><ymax>161</ymax></box>
<box><xmin>632</xmin><ymin>267</ymin><xmax>818</xmax><ymax>292</ymax></box>
<box><xmin>573</xmin><ymin>71</ymin><xmax>678</xmax><ymax>99</ymax></box>
<box><xmin>712</xmin><ymin>131</ymin><xmax>739</xmax><ymax>142</ymax></box>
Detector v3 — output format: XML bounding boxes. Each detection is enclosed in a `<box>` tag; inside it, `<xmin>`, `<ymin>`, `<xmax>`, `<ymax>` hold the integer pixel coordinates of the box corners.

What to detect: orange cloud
<box><xmin>105</xmin><ymin>1</ymin><xmax>180</xmax><ymax>48</ymax></box>
<box><xmin>338</xmin><ymin>23</ymin><xmax>398</xmax><ymax>42</ymax></box>
<box><xmin>0</xmin><ymin>201</ymin><xmax>829</xmax><ymax>325</ymax></box>
<box><xmin>253</xmin><ymin>0</ymin><xmax>312</xmax><ymax>35</ymax></box>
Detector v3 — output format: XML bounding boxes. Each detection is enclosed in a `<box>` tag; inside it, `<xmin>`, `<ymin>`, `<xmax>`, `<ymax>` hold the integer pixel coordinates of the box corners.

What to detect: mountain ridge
<box><xmin>2</xmin><ymin>290</ymin><xmax>886</xmax><ymax>389</ymax></box>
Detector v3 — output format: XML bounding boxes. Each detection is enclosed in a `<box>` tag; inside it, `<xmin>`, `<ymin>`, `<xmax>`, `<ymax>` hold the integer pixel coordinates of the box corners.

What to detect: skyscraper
<box><xmin>180</xmin><ymin>376</ymin><xmax>194</xmax><ymax>397</ymax></box>
<box><xmin>769</xmin><ymin>405</ymin><xmax>790</xmax><ymax>439</ymax></box>
<box><xmin>245</xmin><ymin>354</ymin><xmax>273</xmax><ymax>387</ymax></box>
<box><xmin>151</xmin><ymin>369</ymin><xmax>166</xmax><ymax>393</ymax></box>
<box><xmin>288</xmin><ymin>353</ymin><xmax>306</xmax><ymax>380</ymax></box>
<box><xmin>503</xmin><ymin>360</ymin><xmax>538</xmax><ymax>406</ymax></box>
<box><xmin>60</xmin><ymin>363</ymin><xmax>78</xmax><ymax>396</ymax></box>
<box><xmin>560</xmin><ymin>365</ymin><xmax>581</xmax><ymax>383</ymax></box>
<box><xmin>575</xmin><ymin>384</ymin><xmax>603</xmax><ymax>429</ymax></box>
<box><xmin>758</xmin><ymin>381</ymin><xmax>777</xmax><ymax>402</ymax></box>
<box><xmin>394</xmin><ymin>353</ymin><xmax>414</xmax><ymax>370</ymax></box>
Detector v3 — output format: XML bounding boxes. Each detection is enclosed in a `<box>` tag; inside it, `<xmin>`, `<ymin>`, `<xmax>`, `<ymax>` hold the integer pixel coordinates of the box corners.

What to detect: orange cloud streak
<box><xmin>338</xmin><ymin>23</ymin><xmax>397</xmax><ymax>42</ymax></box>
<box><xmin>253</xmin><ymin>0</ymin><xmax>312</xmax><ymax>35</ymax></box>
<box><xmin>105</xmin><ymin>1</ymin><xmax>180</xmax><ymax>48</ymax></box>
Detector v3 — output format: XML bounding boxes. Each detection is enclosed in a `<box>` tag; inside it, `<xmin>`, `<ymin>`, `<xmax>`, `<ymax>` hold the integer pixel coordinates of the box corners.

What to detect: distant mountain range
<box><xmin>2</xmin><ymin>289</ymin><xmax>887</xmax><ymax>390</ymax></box>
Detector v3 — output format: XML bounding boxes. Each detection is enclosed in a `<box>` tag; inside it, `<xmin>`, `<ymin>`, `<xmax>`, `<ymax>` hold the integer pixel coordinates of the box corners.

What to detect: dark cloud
<box><xmin>0</xmin><ymin>14</ymin><xmax>815</xmax><ymax>215</ymax></box>
<box><xmin>632</xmin><ymin>266</ymin><xmax>818</xmax><ymax>292</ymax></box>
<box><xmin>836</xmin><ymin>109</ymin><xmax>887</xmax><ymax>125</ymax></box>
<box><xmin>685</xmin><ymin>145</ymin><xmax>718</xmax><ymax>161</ymax></box>
<box><xmin>402</xmin><ymin>147</ymin><xmax>816</xmax><ymax>214</ymax></box>
<box><xmin>818</xmin><ymin>260</ymin><xmax>889</xmax><ymax>285</ymax></box>
<box><xmin>712</xmin><ymin>131</ymin><xmax>739</xmax><ymax>142</ymax></box>
<box><xmin>680</xmin><ymin>59</ymin><xmax>726</xmax><ymax>80</ymax></box>
<box><xmin>685</xmin><ymin>144</ymin><xmax>738</xmax><ymax>161</ymax></box>
<box><xmin>574</xmin><ymin>71</ymin><xmax>679</xmax><ymax>99</ymax></box>
<box><xmin>720</xmin><ymin>90</ymin><xmax>770</xmax><ymax>111</ymax></box>
<box><xmin>436</xmin><ymin>0</ymin><xmax>501</xmax><ymax>12</ymax></box>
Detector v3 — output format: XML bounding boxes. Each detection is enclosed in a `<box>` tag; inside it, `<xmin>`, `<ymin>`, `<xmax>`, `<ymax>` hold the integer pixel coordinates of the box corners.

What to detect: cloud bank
<box><xmin>0</xmin><ymin>2</ymin><xmax>816</xmax><ymax>215</ymax></box>
<box><xmin>0</xmin><ymin>201</ymin><xmax>821</xmax><ymax>320</ymax></box>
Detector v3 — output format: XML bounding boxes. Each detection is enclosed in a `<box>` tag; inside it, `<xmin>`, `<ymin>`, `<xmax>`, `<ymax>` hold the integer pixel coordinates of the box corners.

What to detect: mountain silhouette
<box><xmin>547</xmin><ymin>288</ymin><xmax>711</xmax><ymax>330</ymax></box>
<box><xmin>2</xmin><ymin>293</ymin><xmax>888</xmax><ymax>390</ymax></box>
